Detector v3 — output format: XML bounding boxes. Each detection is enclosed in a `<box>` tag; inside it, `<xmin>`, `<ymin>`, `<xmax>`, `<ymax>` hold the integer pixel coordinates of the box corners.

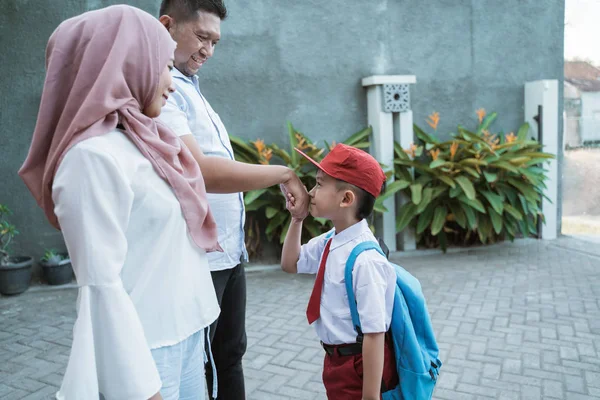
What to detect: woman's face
<box><xmin>143</xmin><ymin>59</ymin><xmax>175</xmax><ymax>118</ymax></box>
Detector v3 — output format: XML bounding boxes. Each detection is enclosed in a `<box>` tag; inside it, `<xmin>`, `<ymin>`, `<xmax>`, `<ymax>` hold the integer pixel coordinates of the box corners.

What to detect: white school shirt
<box><xmin>52</xmin><ymin>129</ymin><xmax>220</xmax><ymax>400</ymax></box>
<box><xmin>297</xmin><ymin>219</ymin><xmax>396</xmax><ymax>345</ymax></box>
<box><xmin>159</xmin><ymin>68</ymin><xmax>247</xmax><ymax>271</ymax></box>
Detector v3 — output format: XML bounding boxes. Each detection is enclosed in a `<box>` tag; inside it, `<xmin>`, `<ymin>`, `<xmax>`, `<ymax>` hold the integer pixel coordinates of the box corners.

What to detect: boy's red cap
<box><xmin>295</xmin><ymin>144</ymin><xmax>386</xmax><ymax>197</ymax></box>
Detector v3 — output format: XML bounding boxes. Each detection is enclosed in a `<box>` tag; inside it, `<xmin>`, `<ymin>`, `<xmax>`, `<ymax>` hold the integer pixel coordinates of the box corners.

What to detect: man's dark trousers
<box><xmin>206</xmin><ymin>263</ymin><xmax>247</xmax><ymax>400</ymax></box>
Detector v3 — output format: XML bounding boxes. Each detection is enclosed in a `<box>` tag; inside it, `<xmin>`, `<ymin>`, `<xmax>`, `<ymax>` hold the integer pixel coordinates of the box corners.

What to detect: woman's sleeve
<box><xmin>52</xmin><ymin>143</ymin><xmax>161</xmax><ymax>400</ymax></box>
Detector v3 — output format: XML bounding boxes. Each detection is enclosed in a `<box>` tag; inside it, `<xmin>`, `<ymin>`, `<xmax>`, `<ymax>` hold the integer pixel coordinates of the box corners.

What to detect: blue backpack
<box><xmin>344</xmin><ymin>241</ymin><xmax>442</xmax><ymax>400</ymax></box>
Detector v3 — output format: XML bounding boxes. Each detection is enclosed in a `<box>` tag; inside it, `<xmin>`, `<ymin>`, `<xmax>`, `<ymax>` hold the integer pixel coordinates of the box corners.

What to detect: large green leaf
<box><xmin>483</xmin><ymin>171</ymin><xmax>498</xmax><ymax>183</ymax></box>
<box><xmin>455</xmin><ymin>176</ymin><xmax>476</xmax><ymax>200</ymax></box>
<box><xmin>449</xmin><ymin>185</ymin><xmax>462</xmax><ymax>198</ymax></box>
<box><xmin>504</xmin><ymin>204</ymin><xmax>523</xmax><ymax>220</ymax></box>
<box><xmin>460</xmin><ymin>158</ymin><xmax>488</xmax><ymax>167</ymax></box>
<box><xmin>458</xmin><ymin>194</ymin><xmax>486</xmax><ymax>213</ymax></box>
<box><xmin>265</xmin><ymin>207</ymin><xmax>279</xmax><ymax>219</ymax></box>
<box><xmin>416</xmin><ymin>188</ymin><xmax>434</xmax><ymax>214</ymax></box>
<box><xmin>508</xmin><ymin>178</ymin><xmax>538</xmax><ymax>203</ymax></box>
<box><xmin>244</xmin><ymin>189</ymin><xmax>268</xmax><ymax>205</ymax></box>
<box><xmin>516</xmin><ymin>122</ymin><xmax>530</xmax><ymax>142</ymax></box>
<box><xmin>477</xmin><ymin>215</ymin><xmax>492</xmax><ymax>243</ymax></box>
<box><xmin>430</xmin><ymin>159</ymin><xmax>449</xmax><ymax>169</ymax></box>
<box><xmin>437</xmin><ymin>175</ymin><xmax>456</xmax><ymax>188</ymax></box>
<box><xmin>431</xmin><ymin>206</ymin><xmax>447</xmax><ymax>236</ymax></box>
<box><xmin>266</xmin><ymin>212</ymin><xmax>287</xmax><ymax>235</ymax></box>
<box><xmin>480</xmin><ymin>190</ymin><xmax>504</xmax><ymax>214</ymax></box>
<box><xmin>411</xmin><ymin>184</ymin><xmax>423</xmax><ymax>204</ymax></box>
<box><xmin>518</xmin><ymin>194</ymin><xmax>529</xmax><ymax>216</ymax></box>
<box><xmin>477</xmin><ymin>112</ymin><xmax>497</xmax><ymax>134</ymax></box>
<box><xmin>343</xmin><ymin>126</ymin><xmax>372</xmax><ymax>146</ymax></box>
<box><xmin>448</xmin><ymin>201</ymin><xmax>467</xmax><ymax>229</ymax></box>
<box><xmin>377</xmin><ymin>180</ymin><xmax>411</xmax><ymax>204</ymax></box>
<box><xmin>491</xmin><ymin>161</ymin><xmax>520</xmax><ymax>173</ymax></box>
<box><xmin>459</xmin><ymin>202</ymin><xmax>478</xmax><ymax>229</ymax></box>
<box><xmin>396</xmin><ymin>202</ymin><xmax>419</xmax><ymax>232</ymax></box>
<box><xmin>461</xmin><ymin>166</ymin><xmax>481</xmax><ymax>178</ymax></box>
<box><xmin>429</xmin><ymin>186</ymin><xmax>447</xmax><ymax>201</ymax></box>
<box><xmin>287</xmin><ymin>122</ymin><xmax>299</xmax><ymax>165</ymax></box>
<box><xmin>416</xmin><ymin>204</ymin><xmax>435</xmax><ymax>234</ymax></box>
<box><xmin>245</xmin><ymin>199</ymin><xmax>270</xmax><ymax>212</ymax></box>
<box><xmin>414</xmin><ymin>124</ymin><xmax>439</xmax><ymax>144</ymax></box>
<box><xmin>488</xmin><ymin>207</ymin><xmax>503</xmax><ymax>234</ymax></box>
<box><xmin>394</xmin><ymin>141</ymin><xmax>410</xmax><ymax>160</ymax></box>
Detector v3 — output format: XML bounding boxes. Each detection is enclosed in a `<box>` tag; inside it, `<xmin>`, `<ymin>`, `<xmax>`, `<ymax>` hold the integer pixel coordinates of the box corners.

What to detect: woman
<box><xmin>18</xmin><ymin>5</ymin><xmax>307</xmax><ymax>399</ymax></box>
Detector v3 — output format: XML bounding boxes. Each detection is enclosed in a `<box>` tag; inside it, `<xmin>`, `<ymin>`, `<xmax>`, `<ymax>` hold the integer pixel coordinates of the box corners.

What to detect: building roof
<box><xmin>565</xmin><ymin>61</ymin><xmax>600</xmax><ymax>92</ymax></box>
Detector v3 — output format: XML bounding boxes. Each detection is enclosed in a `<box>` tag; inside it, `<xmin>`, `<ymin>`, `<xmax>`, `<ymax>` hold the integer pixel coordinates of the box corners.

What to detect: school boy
<box><xmin>281</xmin><ymin>144</ymin><xmax>399</xmax><ymax>399</ymax></box>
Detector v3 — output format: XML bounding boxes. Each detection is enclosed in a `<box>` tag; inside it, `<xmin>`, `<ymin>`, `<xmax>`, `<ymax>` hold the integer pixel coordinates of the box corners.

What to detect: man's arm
<box><xmin>180</xmin><ymin>134</ymin><xmax>299</xmax><ymax>194</ymax></box>
<box><xmin>362</xmin><ymin>332</ymin><xmax>385</xmax><ymax>400</ymax></box>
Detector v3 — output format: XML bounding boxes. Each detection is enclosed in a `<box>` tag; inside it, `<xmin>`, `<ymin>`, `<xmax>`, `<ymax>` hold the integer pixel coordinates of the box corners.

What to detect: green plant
<box><xmin>231</xmin><ymin>123</ymin><xmax>374</xmax><ymax>256</ymax></box>
<box><xmin>0</xmin><ymin>204</ymin><xmax>19</xmax><ymax>266</ymax></box>
<box><xmin>391</xmin><ymin>109</ymin><xmax>555</xmax><ymax>251</ymax></box>
<box><xmin>41</xmin><ymin>249</ymin><xmax>69</xmax><ymax>265</ymax></box>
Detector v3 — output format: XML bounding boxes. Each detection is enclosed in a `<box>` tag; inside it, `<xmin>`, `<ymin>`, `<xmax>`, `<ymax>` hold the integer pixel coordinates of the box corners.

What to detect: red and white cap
<box><xmin>295</xmin><ymin>144</ymin><xmax>386</xmax><ymax>198</ymax></box>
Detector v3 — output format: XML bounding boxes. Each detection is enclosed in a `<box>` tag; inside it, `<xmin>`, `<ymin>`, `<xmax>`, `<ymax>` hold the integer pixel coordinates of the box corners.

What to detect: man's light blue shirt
<box><xmin>159</xmin><ymin>68</ymin><xmax>248</xmax><ymax>271</ymax></box>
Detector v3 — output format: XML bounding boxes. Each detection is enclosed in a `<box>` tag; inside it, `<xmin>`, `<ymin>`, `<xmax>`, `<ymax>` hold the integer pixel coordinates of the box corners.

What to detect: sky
<box><xmin>565</xmin><ymin>0</ymin><xmax>600</xmax><ymax>65</ymax></box>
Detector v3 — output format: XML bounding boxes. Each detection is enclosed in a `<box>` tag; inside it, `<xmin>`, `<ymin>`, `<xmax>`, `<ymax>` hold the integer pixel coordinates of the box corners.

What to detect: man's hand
<box><xmin>281</xmin><ymin>171</ymin><xmax>309</xmax><ymax>221</ymax></box>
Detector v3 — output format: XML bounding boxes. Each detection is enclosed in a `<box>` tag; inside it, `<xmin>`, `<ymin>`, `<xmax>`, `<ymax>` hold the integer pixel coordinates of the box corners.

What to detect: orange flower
<box><xmin>328</xmin><ymin>141</ymin><xmax>337</xmax><ymax>151</ymax></box>
<box><xmin>259</xmin><ymin>148</ymin><xmax>273</xmax><ymax>165</ymax></box>
<box><xmin>429</xmin><ymin>148</ymin><xmax>440</xmax><ymax>161</ymax></box>
<box><xmin>476</xmin><ymin>108</ymin><xmax>486</xmax><ymax>124</ymax></box>
<box><xmin>505</xmin><ymin>132</ymin><xmax>517</xmax><ymax>143</ymax></box>
<box><xmin>404</xmin><ymin>143</ymin><xmax>418</xmax><ymax>158</ymax></box>
<box><xmin>295</xmin><ymin>133</ymin><xmax>309</xmax><ymax>150</ymax></box>
<box><xmin>253</xmin><ymin>139</ymin><xmax>266</xmax><ymax>153</ymax></box>
<box><xmin>450</xmin><ymin>141</ymin><xmax>459</xmax><ymax>160</ymax></box>
<box><xmin>427</xmin><ymin>112</ymin><xmax>440</xmax><ymax>130</ymax></box>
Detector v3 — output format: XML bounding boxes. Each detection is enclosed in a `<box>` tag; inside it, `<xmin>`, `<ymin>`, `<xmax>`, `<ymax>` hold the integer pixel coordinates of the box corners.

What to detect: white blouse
<box><xmin>52</xmin><ymin>129</ymin><xmax>220</xmax><ymax>399</ymax></box>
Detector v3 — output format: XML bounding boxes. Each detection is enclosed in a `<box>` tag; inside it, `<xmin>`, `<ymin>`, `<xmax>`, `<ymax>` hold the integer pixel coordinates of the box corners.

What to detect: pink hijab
<box><xmin>18</xmin><ymin>5</ymin><xmax>220</xmax><ymax>252</ymax></box>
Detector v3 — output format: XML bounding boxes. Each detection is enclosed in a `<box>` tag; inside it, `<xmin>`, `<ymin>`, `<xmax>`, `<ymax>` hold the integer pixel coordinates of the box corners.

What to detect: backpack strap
<box><xmin>344</xmin><ymin>241</ymin><xmax>385</xmax><ymax>343</ymax></box>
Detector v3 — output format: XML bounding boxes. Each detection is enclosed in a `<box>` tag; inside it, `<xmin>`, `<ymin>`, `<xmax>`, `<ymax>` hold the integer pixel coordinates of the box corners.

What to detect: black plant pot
<box><xmin>40</xmin><ymin>257</ymin><xmax>73</xmax><ymax>286</ymax></box>
<box><xmin>0</xmin><ymin>256</ymin><xmax>33</xmax><ymax>295</ymax></box>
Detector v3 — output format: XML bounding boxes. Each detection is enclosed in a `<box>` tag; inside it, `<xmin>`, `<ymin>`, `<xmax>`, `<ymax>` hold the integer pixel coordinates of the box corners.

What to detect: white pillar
<box><xmin>524</xmin><ymin>80</ymin><xmax>559</xmax><ymax>240</ymax></box>
<box><xmin>362</xmin><ymin>75</ymin><xmax>417</xmax><ymax>251</ymax></box>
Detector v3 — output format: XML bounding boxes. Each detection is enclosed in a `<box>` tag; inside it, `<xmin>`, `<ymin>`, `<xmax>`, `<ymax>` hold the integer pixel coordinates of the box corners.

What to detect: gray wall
<box><xmin>0</xmin><ymin>0</ymin><xmax>565</xmax><ymax>270</ymax></box>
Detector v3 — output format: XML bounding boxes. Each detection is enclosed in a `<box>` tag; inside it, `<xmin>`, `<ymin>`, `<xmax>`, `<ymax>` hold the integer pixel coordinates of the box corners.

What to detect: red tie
<box><xmin>306</xmin><ymin>239</ymin><xmax>333</xmax><ymax>324</ymax></box>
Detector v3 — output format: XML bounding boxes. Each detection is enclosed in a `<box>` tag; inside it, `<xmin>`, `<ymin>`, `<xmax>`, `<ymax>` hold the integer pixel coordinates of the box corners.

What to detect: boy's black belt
<box><xmin>322</xmin><ymin>342</ymin><xmax>362</xmax><ymax>357</ymax></box>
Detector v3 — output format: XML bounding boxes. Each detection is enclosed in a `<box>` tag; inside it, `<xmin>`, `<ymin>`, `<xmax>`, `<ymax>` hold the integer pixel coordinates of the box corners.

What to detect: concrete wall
<box><xmin>580</xmin><ymin>92</ymin><xmax>600</xmax><ymax>143</ymax></box>
<box><xmin>0</xmin><ymin>0</ymin><xmax>565</xmax><ymax>269</ymax></box>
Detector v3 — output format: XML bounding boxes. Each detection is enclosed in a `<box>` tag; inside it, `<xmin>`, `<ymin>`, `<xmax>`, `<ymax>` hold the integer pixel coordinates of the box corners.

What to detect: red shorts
<box><xmin>322</xmin><ymin>335</ymin><xmax>398</xmax><ymax>400</ymax></box>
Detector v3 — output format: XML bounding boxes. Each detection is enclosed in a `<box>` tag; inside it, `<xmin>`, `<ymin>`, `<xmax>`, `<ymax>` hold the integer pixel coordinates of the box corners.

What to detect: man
<box><xmin>158</xmin><ymin>1</ymin><xmax>298</xmax><ymax>398</ymax></box>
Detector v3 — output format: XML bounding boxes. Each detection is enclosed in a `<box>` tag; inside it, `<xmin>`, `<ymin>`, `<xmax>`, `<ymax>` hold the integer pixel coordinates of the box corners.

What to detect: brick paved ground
<box><xmin>1</xmin><ymin>236</ymin><xmax>600</xmax><ymax>399</ymax></box>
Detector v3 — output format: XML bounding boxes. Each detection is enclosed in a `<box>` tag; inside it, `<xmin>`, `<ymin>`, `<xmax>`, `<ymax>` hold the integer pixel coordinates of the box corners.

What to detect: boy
<box><xmin>281</xmin><ymin>144</ymin><xmax>398</xmax><ymax>400</ymax></box>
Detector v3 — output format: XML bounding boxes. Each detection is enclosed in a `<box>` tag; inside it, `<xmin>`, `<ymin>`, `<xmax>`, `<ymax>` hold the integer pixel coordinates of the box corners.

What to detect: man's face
<box><xmin>166</xmin><ymin>11</ymin><xmax>221</xmax><ymax>76</ymax></box>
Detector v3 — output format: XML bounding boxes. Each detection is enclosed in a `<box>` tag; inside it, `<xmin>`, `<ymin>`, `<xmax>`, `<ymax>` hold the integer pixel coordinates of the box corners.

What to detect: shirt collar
<box><xmin>171</xmin><ymin>67</ymin><xmax>197</xmax><ymax>84</ymax></box>
<box><xmin>329</xmin><ymin>219</ymin><xmax>370</xmax><ymax>251</ymax></box>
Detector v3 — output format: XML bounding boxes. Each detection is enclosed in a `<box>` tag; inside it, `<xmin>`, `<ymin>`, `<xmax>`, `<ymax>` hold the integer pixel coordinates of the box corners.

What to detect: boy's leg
<box><xmin>206</xmin><ymin>264</ymin><xmax>247</xmax><ymax>400</ymax></box>
<box><xmin>322</xmin><ymin>352</ymin><xmax>363</xmax><ymax>399</ymax></box>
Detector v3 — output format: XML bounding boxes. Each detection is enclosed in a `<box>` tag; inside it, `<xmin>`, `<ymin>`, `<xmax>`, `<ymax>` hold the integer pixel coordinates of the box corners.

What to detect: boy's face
<box><xmin>309</xmin><ymin>170</ymin><xmax>349</xmax><ymax>219</ymax></box>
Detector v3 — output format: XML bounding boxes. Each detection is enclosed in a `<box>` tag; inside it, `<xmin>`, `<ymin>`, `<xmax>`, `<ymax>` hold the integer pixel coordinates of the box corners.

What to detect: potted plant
<box><xmin>0</xmin><ymin>204</ymin><xmax>33</xmax><ymax>295</ymax></box>
<box><xmin>40</xmin><ymin>248</ymin><xmax>73</xmax><ymax>285</ymax></box>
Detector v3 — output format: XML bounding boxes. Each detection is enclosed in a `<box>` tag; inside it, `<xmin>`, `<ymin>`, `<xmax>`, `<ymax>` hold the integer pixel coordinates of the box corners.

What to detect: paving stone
<box><xmin>1</xmin><ymin>237</ymin><xmax>600</xmax><ymax>399</ymax></box>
